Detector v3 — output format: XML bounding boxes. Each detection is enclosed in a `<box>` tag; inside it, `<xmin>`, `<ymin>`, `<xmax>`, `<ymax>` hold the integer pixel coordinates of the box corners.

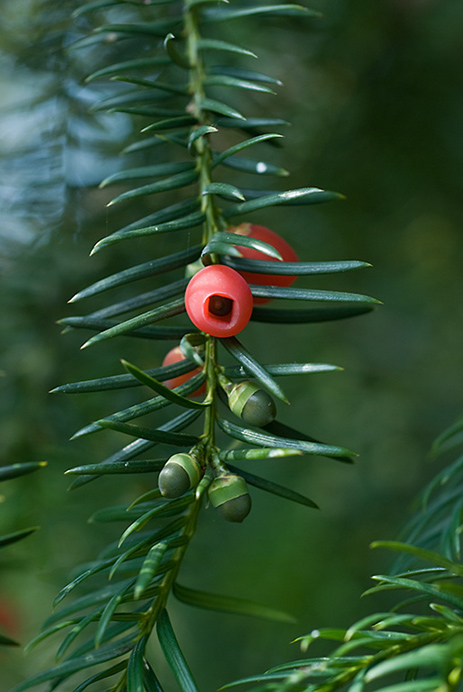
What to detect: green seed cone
<box><xmin>208</xmin><ymin>473</ymin><xmax>252</xmax><ymax>523</ymax></box>
<box><xmin>158</xmin><ymin>453</ymin><xmax>201</xmax><ymax>498</ymax></box>
<box><xmin>217</xmin><ymin>495</ymin><xmax>252</xmax><ymax>523</ymax></box>
<box><xmin>228</xmin><ymin>381</ymin><xmax>276</xmax><ymax>427</ymax></box>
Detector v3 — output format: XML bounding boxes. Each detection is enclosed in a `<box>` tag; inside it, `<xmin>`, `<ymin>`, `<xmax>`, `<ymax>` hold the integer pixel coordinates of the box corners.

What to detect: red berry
<box><xmin>184</xmin><ymin>265</ymin><xmax>253</xmax><ymax>337</ymax></box>
<box><xmin>229</xmin><ymin>223</ymin><xmax>298</xmax><ymax>304</ymax></box>
<box><xmin>162</xmin><ymin>346</ymin><xmax>206</xmax><ymax>396</ymax></box>
<box><xmin>0</xmin><ymin>598</ymin><xmax>19</xmax><ymax>640</ymax></box>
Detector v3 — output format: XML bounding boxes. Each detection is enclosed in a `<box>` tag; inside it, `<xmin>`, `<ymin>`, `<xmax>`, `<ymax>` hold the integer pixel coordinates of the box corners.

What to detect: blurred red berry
<box><xmin>0</xmin><ymin>598</ymin><xmax>19</xmax><ymax>642</ymax></box>
<box><xmin>162</xmin><ymin>346</ymin><xmax>206</xmax><ymax>396</ymax></box>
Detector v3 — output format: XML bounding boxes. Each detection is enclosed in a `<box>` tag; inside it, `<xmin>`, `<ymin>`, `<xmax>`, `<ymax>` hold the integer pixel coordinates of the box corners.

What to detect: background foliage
<box><xmin>1</xmin><ymin>0</ymin><xmax>463</xmax><ymax>690</ymax></box>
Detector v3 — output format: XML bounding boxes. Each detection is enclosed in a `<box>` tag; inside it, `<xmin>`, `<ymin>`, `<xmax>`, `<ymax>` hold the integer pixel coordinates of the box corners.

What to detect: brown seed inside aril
<box><xmin>208</xmin><ymin>295</ymin><xmax>233</xmax><ymax>316</ymax></box>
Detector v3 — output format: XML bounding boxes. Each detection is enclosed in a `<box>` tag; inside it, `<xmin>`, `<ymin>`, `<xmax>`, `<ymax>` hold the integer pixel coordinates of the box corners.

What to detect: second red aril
<box><xmin>229</xmin><ymin>223</ymin><xmax>298</xmax><ymax>304</ymax></box>
<box><xmin>162</xmin><ymin>346</ymin><xmax>206</xmax><ymax>396</ymax></box>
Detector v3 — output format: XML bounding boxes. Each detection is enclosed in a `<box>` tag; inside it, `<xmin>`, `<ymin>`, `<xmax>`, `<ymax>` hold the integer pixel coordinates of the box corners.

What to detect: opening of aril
<box><xmin>208</xmin><ymin>295</ymin><xmax>234</xmax><ymax>322</ymax></box>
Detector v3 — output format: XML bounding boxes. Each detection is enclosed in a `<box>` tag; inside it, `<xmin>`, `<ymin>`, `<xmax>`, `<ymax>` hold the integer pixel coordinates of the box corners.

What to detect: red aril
<box><xmin>229</xmin><ymin>223</ymin><xmax>298</xmax><ymax>304</ymax></box>
<box><xmin>162</xmin><ymin>346</ymin><xmax>206</xmax><ymax>396</ymax></box>
<box><xmin>184</xmin><ymin>265</ymin><xmax>253</xmax><ymax>337</ymax></box>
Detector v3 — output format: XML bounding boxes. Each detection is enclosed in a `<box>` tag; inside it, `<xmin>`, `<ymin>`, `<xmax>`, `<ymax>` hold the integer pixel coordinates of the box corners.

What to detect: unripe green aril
<box><xmin>208</xmin><ymin>474</ymin><xmax>252</xmax><ymax>523</ymax></box>
<box><xmin>217</xmin><ymin>494</ymin><xmax>252</xmax><ymax>523</ymax></box>
<box><xmin>158</xmin><ymin>453</ymin><xmax>201</xmax><ymax>498</ymax></box>
<box><xmin>228</xmin><ymin>382</ymin><xmax>276</xmax><ymax>427</ymax></box>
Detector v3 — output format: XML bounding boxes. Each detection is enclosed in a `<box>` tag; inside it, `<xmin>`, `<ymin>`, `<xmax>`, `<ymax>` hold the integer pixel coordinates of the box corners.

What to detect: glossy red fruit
<box><xmin>162</xmin><ymin>346</ymin><xmax>206</xmax><ymax>396</ymax></box>
<box><xmin>229</xmin><ymin>223</ymin><xmax>298</xmax><ymax>304</ymax></box>
<box><xmin>184</xmin><ymin>265</ymin><xmax>253</xmax><ymax>338</ymax></box>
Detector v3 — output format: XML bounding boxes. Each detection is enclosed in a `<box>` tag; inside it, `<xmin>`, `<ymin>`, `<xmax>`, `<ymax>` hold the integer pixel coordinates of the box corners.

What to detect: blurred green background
<box><xmin>1</xmin><ymin>0</ymin><xmax>463</xmax><ymax>689</ymax></box>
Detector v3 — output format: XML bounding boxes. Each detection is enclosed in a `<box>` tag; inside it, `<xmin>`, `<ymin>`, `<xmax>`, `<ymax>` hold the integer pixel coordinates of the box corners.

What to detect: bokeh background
<box><xmin>1</xmin><ymin>0</ymin><xmax>463</xmax><ymax>689</ymax></box>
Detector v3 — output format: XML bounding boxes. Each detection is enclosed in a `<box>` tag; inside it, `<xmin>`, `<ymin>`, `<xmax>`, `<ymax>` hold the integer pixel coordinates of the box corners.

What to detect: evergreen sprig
<box><xmin>15</xmin><ymin>1</ymin><xmax>378</xmax><ymax>690</ymax></box>
<box><xmin>227</xmin><ymin>421</ymin><xmax>463</xmax><ymax>692</ymax></box>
